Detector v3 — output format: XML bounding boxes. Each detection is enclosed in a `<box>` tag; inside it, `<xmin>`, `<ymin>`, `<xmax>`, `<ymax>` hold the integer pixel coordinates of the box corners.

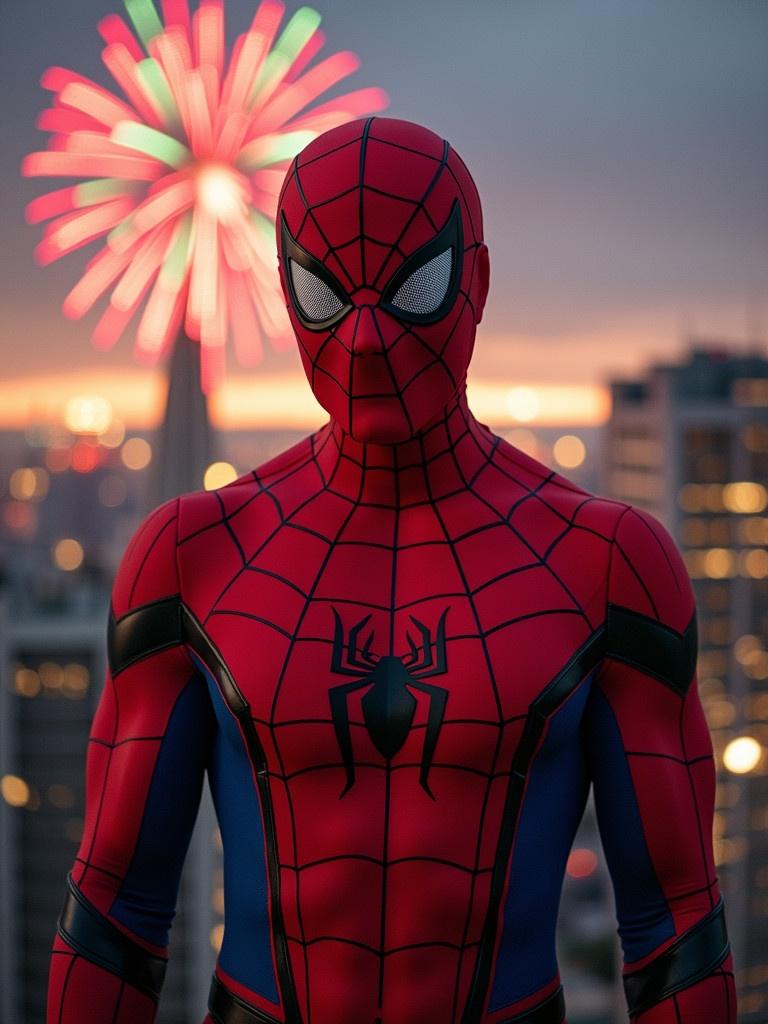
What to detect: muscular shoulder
<box><xmin>600</xmin><ymin>503</ymin><xmax>698</xmax><ymax>697</ymax></box>
<box><xmin>490</xmin><ymin>433</ymin><xmax>630</xmax><ymax>572</ymax></box>
<box><xmin>607</xmin><ymin>503</ymin><xmax>695</xmax><ymax>632</ymax></box>
<box><xmin>111</xmin><ymin>496</ymin><xmax>181</xmax><ymax>617</ymax></box>
<box><xmin>174</xmin><ymin>432</ymin><xmax>320</xmax><ymax>540</ymax></box>
<box><xmin>490</xmin><ymin>435</ymin><xmax>695</xmax><ymax>633</ymax></box>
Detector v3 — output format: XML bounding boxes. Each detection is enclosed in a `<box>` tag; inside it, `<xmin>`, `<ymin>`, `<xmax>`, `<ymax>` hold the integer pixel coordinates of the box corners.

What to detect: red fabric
<box><xmin>47</xmin><ymin>116</ymin><xmax>735</xmax><ymax>1023</ymax></box>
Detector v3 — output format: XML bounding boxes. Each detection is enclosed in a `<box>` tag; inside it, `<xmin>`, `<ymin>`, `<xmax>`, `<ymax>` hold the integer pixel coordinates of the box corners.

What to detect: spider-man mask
<box><xmin>276</xmin><ymin>116</ymin><xmax>490</xmax><ymax>444</ymax></box>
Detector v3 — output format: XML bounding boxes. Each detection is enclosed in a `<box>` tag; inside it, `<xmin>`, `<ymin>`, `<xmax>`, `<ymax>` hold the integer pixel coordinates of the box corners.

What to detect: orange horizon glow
<box><xmin>0</xmin><ymin>367</ymin><xmax>609</xmax><ymax>431</ymax></box>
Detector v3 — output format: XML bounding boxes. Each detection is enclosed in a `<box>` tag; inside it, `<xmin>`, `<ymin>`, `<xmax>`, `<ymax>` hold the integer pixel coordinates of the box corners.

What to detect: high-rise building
<box><xmin>0</xmin><ymin>576</ymin><xmax>218</xmax><ymax>1024</ymax></box>
<box><xmin>602</xmin><ymin>344</ymin><xmax>768</xmax><ymax>1021</ymax></box>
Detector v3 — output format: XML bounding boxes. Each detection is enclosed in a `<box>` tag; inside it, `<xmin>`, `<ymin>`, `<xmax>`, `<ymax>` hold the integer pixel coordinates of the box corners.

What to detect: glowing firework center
<box><xmin>23</xmin><ymin>0</ymin><xmax>388</xmax><ymax>392</ymax></box>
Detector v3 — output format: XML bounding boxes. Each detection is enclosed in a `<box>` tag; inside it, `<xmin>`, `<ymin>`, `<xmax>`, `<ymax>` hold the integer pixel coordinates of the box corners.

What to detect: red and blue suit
<box><xmin>47</xmin><ymin>116</ymin><xmax>736</xmax><ymax>1024</ymax></box>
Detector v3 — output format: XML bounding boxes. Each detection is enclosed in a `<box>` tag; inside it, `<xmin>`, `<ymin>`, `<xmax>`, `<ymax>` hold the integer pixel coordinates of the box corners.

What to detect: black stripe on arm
<box><xmin>499</xmin><ymin>983</ymin><xmax>565</xmax><ymax>1023</ymax></box>
<box><xmin>604</xmin><ymin>603</ymin><xmax>698</xmax><ymax>697</ymax></box>
<box><xmin>622</xmin><ymin>896</ymin><xmax>730</xmax><ymax>1017</ymax></box>
<box><xmin>57</xmin><ymin>872</ymin><xmax>167</xmax><ymax>1001</ymax></box>
<box><xmin>208</xmin><ymin>974</ymin><xmax>281</xmax><ymax>1024</ymax></box>
<box><xmin>108</xmin><ymin>596</ymin><xmax>184</xmax><ymax>677</ymax></box>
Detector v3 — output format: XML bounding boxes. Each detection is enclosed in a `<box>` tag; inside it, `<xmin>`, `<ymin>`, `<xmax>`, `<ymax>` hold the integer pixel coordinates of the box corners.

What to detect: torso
<box><xmin>177</xmin><ymin>429</ymin><xmax>621</xmax><ymax>1024</ymax></box>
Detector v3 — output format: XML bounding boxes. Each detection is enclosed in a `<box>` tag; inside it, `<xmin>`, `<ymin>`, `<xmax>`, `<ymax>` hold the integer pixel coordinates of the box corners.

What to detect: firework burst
<box><xmin>23</xmin><ymin>0</ymin><xmax>388</xmax><ymax>393</ymax></box>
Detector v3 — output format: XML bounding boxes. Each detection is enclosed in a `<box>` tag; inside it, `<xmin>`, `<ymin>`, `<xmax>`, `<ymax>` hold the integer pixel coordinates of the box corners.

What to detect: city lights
<box><xmin>53</xmin><ymin>538</ymin><xmax>84</xmax><ymax>571</ymax></box>
<box><xmin>553</xmin><ymin>434</ymin><xmax>586</xmax><ymax>469</ymax></box>
<box><xmin>203</xmin><ymin>460</ymin><xmax>238</xmax><ymax>490</ymax></box>
<box><xmin>722</xmin><ymin>482</ymin><xmax>768</xmax><ymax>514</ymax></box>
<box><xmin>723</xmin><ymin>736</ymin><xmax>763</xmax><ymax>775</ymax></box>
<box><xmin>120</xmin><ymin>436</ymin><xmax>152</xmax><ymax>469</ymax></box>
<box><xmin>9</xmin><ymin>467</ymin><xmax>50</xmax><ymax>502</ymax></box>
<box><xmin>14</xmin><ymin>667</ymin><xmax>41</xmax><ymax>697</ymax></box>
<box><xmin>1</xmin><ymin>774</ymin><xmax>31</xmax><ymax>808</ymax></box>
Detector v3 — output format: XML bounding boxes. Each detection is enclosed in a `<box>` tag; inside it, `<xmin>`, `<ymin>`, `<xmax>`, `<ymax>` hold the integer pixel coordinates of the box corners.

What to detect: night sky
<box><xmin>1</xmin><ymin>0</ymin><xmax>767</xmax><ymax>418</ymax></box>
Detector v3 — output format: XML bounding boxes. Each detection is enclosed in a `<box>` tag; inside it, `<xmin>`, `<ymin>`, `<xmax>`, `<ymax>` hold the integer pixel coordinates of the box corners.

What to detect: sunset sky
<box><xmin>1</xmin><ymin>0</ymin><xmax>766</xmax><ymax>429</ymax></box>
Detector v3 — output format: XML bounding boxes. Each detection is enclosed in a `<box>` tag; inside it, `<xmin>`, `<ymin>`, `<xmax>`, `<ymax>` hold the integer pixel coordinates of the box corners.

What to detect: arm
<box><xmin>46</xmin><ymin>497</ymin><xmax>215</xmax><ymax>1023</ymax></box>
<box><xmin>583</xmin><ymin>504</ymin><xmax>736</xmax><ymax>1023</ymax></box>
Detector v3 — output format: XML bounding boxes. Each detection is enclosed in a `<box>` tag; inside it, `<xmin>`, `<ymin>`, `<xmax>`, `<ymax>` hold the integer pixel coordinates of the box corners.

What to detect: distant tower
<box><xmin>603</xmin><ymin>343</ymin><xmax>768</xmax><ymax>1022</ymax></box>
<box><xmin>148</xmin><ymin>333</ymin><xmax>217</xmax><ymax>509</ymax></box>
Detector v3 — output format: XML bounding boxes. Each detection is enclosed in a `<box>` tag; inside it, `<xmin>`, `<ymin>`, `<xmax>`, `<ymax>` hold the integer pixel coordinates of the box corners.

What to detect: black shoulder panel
<box><xmin>604</xmin><ymin>603</ymin><xmax>698</xmax><ymax>696</ymax></box>
<box><xmin>623</xmin><ymin>896</ymin><xmax>730</xmax><ymax>1016</ymax></box>
<box><xmin>108</xmin><ymin>595</ymin><xmax>184</xmax><ymax>677</ymax></box>
<box><xmin>58</xmin><ymin>872</ymin><xmax>167</xmax><ymax>1000</ymax></box>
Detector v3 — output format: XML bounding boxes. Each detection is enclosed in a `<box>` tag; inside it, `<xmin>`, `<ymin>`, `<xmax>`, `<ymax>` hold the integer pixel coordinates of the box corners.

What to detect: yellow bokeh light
<box><xmin>53</xmin><ymin>538</ymin><xmax>84</xmax><ymax>571</ymax></box>
<box><xmin>204</xmin><ymin>461</ymin><xmax>238</xmax><ymax>491</ymax></box>
<box><xmin>729</xmin><ymin>741</ymin><xmax>765</xmax><ymax>770</ymax></box>
<box><xmin>553</xmin><ymin>434</ymin><xmax>586</xmax><ymax>469</ymax></box>
<box><xmin>1</xmin><ymin>774</ymin><xmax>30</xmax><ymax>807</ymax></box>
<box><xmin>14</xmin><ymin>667</ymin><xmax>41</xmax><ymax>697</ymax></box>
<box><xmin>64</xmin><ymin>395</ymin><xmax>113</xmax><ymax>434</ymax></box>
<box><xmin>39</xmin><ymin>662</ymin><xmax>64</xmax><ymax>689</ymax></box>
<box><xmin>121</xmin><ymin>437</ymin><xmax>152</xmax><ymax>471</ymax></box>
<box><xmin>703</xmin><ymin>548</ymin><xmax>736</xmax><ymax>579</ymax></box>
<box><xmin>62</xmin><ymin>662</ymin><xmax>90</xmax><ymax>699</ymax></box>
<box><xmin>9</xmin><ymin>467</ymin><xmax>49</xmax><ymax>502</ymax></box>
<box><xmin>506</xmin><ymin>386</ymin><xmax>540</xmax><ymax>423</ymax></box>
<box><xmin>735</xmin><ymin>635</ymin><xmax>761</xmax><ymax>663</ymax></box>
<box><xmin>723</xmin><ymin>736</ymin><xmax>762</xmax><ymax>774</ymax></box>
<box><xmin>741</xmin><ymin>548</ymin><xmax>768</xmax><ymax>579</ymax></box>
<box><xmin>723</xmin><ymin>481</ymin><xmax>768</xmax><ymax>514</ymax></box>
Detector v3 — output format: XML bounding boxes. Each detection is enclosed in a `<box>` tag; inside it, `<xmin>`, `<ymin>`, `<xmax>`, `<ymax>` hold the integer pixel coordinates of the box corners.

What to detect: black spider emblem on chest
<box><xmin>328</xmin><ymin>608</ymin><xmax>450</xmax><ymax>800</ymax></box>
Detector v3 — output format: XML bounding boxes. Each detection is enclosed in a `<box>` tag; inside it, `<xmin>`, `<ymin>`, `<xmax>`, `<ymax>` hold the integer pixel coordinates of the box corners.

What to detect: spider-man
<box><xmin>47</xmin><ymin>117</ymin><xmax>736</xmax><ymax>1024</ymax></box>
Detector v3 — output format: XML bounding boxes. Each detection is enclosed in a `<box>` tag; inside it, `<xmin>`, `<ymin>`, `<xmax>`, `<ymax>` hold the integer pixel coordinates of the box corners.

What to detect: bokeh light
<box><xmin>1</xmin><ymin>775</ymin><xmax>31</xmax><ymax>808</ymax></box>
<box><xmin>204</xmin><ymin>460</ymin><xmax>238</xmax><ymax>490</ymax></box>
<box><xmin>723</xmin><ymin>736</ymin><xmax>762</xmax><ymax>774</ymax></box>
<box><xmin>121</xmin><ymin>436</ymin><xmax>152</xmax><ymax>469</ymax></box>
<box><xmin>553</xmin><ymin>434</ymin><xmax>586</xmax><ymax>469</ymax></box>
<box><xmin>53</xmin><ymin>538</ymin><xmax>84</xmax><ymax>571</ymax></box>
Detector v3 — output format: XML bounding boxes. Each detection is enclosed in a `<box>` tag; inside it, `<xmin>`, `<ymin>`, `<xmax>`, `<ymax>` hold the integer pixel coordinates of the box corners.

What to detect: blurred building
<box><xmin>0</xmin><ymin>412</ymin><xmax>221</xmax><ymax>1023</ymax></box>
<box><xmin>603</xmin><ymin>344</ymin><xmax>768</xmax><ymax>1021</ymax></box>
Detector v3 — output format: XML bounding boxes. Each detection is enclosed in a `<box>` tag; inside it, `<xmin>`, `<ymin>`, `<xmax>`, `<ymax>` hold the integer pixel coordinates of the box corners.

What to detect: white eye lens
<box><xmin>390</xmin><ymin>248</ymin><xmax>452</xmax><ymax>315</ymax></box>
<box><xmin>289</xmin><ymin>259</ymin><xmax>345</xmax><ymax>322</ymax></box>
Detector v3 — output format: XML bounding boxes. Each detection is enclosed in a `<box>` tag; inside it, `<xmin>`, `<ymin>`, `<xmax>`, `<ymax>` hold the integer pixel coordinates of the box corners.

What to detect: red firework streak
<box><xmin>47</xmin><ymin>118</ymin><xmax>737</xmax><ymax>1023</ymax></box>
<box><xmin>22</xmin><ymin>0</ymin><xmax>387</xmax><ymax>393</ymax></box>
